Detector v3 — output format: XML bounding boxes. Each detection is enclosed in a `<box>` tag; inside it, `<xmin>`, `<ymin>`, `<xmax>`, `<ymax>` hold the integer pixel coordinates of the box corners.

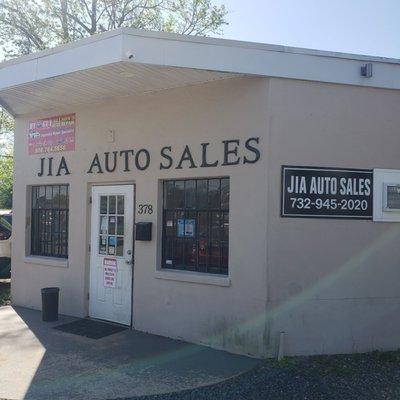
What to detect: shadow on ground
<box><xmin>0</xmin><ymin>306</ymin><xmax>260</xmax><ymax>400</ymax></box>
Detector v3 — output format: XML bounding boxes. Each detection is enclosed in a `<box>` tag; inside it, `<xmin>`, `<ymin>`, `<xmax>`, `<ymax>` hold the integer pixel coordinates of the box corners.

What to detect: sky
<box><xmin>213</xmin><ymin>0</ymin><xmax>399</xmax><ymax>59</ymax></box>
<box><xmin>0</xmin><ymin>1</ymin><xmax>398</xmax><ymax>60</ymax></box>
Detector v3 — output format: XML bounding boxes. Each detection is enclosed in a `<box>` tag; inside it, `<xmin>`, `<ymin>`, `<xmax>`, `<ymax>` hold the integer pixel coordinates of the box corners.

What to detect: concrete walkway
<box><xmin>0</xmin><ymin>306</ymin><xmax>260</xmax><ymax>400</ymax></box>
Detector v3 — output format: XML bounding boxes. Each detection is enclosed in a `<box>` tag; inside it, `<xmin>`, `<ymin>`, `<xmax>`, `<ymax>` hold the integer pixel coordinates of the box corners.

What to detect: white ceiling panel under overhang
<box><xmin>1</xmin><ymin>62</ymin><xmax>238</xmax><ymax>116</ymax></box>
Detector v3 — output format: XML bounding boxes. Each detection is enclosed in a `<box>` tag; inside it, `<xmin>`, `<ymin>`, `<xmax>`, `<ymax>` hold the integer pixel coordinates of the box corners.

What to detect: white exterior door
<box><xmin>89</xmin><ymin>185</ymin><xmax>134</xmax><ymax>325</ymax></box>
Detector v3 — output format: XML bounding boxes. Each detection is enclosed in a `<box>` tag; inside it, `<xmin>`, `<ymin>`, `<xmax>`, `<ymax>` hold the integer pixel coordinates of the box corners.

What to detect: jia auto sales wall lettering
<box><xmin>281</xmin><ymin>166</ymin><xmax>373</xmax><ymax>219</ymax></box>
<box><xmin>36</xmin><ymin>138</ymin><xmax>261</xmax><ymax>177</ymax></box>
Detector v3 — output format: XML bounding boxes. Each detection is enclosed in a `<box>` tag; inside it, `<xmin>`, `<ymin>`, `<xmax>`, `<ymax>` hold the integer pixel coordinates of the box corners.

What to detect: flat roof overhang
<box><xmin>0</xmin><ymin>28</ymin><xmax>399</xmax><ymax>116</ymax></box>
<box><xmin>0</xmin><ymin>61</ymin><xmax>240</xmax><ymax>116</ymax></box>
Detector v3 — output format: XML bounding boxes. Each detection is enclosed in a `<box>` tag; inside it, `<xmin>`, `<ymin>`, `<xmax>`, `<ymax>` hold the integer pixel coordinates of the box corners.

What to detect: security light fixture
<box><xmin>361</xmin><ymin>63</ymin><xmax>373</xmax><ymax>78</ymax></box>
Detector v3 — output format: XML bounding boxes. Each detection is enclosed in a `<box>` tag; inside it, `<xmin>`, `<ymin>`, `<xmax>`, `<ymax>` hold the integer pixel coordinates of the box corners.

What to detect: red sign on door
<box><xmin>103</xmin><ymin>258</ymin><xmax>117</xmax><ymax>288</ymax></box>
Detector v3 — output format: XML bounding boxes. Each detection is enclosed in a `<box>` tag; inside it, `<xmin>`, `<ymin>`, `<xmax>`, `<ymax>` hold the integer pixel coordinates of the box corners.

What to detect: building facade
<box><xmin>2</xmin><ymin>29</ymin><xmax>400</xmax><ymax>357</ymax></box>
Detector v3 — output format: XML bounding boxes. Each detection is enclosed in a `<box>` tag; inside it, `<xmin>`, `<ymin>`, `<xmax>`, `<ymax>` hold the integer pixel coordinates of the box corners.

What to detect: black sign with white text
<box><xmin>281</xmin><ymin>166</ymin><xmax>373</xmax><ymax>219</ymax></box>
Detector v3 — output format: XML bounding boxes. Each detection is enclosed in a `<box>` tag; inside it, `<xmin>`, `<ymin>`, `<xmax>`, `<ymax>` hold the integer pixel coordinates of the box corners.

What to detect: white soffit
<box><xmin>0</xmin><ymin>63</ymin><xmax>238</xmax><ymax>115</ymax></box>
<box><xmin>0</xmin><ymin>28</ymin><xmax>399</xmax><ymax>116</ymax></box>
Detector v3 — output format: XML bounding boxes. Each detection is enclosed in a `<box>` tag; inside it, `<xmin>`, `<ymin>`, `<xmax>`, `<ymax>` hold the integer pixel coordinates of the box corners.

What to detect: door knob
<box><xmin>125</xmin><ymin>259</ymin><xmax>132</xmax><ymax>265</ymax></box>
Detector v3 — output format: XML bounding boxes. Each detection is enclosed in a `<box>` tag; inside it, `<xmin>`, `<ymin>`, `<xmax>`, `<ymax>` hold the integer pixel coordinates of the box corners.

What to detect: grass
<box><xmin>0</xmin><ymin>279</ymin><xmax>11</xmax><ymax>306</ymax></box>
<box><xmin>273</xmin><ymin>349</ymin><xmax>400</xmax><ymax>380</ymax></box>
<box><xmin>370</xmin><ymin>350</ymin><xmax>400</xmax><ymax>363</ymax></box>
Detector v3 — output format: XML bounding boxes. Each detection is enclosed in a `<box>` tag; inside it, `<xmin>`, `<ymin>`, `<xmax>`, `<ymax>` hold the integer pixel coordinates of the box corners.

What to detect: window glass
<box><xmin>198</xmin><ymin>239</ymin><xmax>208</xmax><ymax>272</ymax></box>
<box><xmin>221</xmin><ymin>178</ymin><xmax>230</xmax><ymax>210</ymax></box>
<box><xmin>210</xmin><ymin>212</ymin><xmax>221</xmax><ymax>241</ymax></box>
<box><xmin>108</xmin><ymin>236</ymin><xmax>116</xmax><ymax>255</ymax></box>
<box><xmin>32</xmin><ymin>187</ymin><xmax>38</xmax><ymax>208</ymax></box>
<box><xmin>164</xmin><ymin>238</ymin><xmax>174</xmax><ymax>267</ymax></box>
<box><xmin>100</xmin><ymin>216</ymin><xmax>108</xmax><ymax>234</ymax></box>
<box><xmin>117</xmin><ymin>196</ymin><xmax>124</xmax><ymax>215</ymax></box>
<box><xmin>38</xmin><ymin>186</ymin><xmax>46</xmax><ymax>208</ymax></box>
<box><xmin>117</xmin><ymin>216</ymin><xmax>124</xmax><ymax>235</ymax></box>
<box><xmin>3</xmin><ymin>215</ymin><xmax>11</xmax><ymax>225</ymax></box>
<box><xmin>31</xmin><ymin>185</ymin><xmax>69</xmax><ymax>258</ymax></box>
<box><xmin>59</xmin><ymin>186</ymin><xmax>68</xmax><ymax>209</ymax></box>
<box><xmin>60</xmin><ymin>210</ymin><xmax>68</xmax><ymax>256</ymax></box>
<box><xmin>221</xmin><ymin>245</ymin><xmax>229</xmax><ymax>274</ymax></box>
<box><xmin>174</xmin><ymin>181</ymin><xmax>185</xmax><ymax>209</ymax></box>
<box><xmin>164</xmin><ymin>181</ymin><xmax>174</xmax><ymax>209</ymax></box>
<box><xmin>52</xmin><ymin>185</ymin><xmax>59</xmax><ymax>208</ymax></box>
<box><xmin>116</xmin><ymin>237</ymin><xmax>124</xmax><ymax>257</ymax></box>
<box><xmin>173</xmin><ymin>238</ymin><xmax>184</xmax><ymax>268</ymax></box>
<box><xmin>108</xmin><ymin>196</ymin><xmax>116</xmax><ymax>214</ymax></box>
<box><xmin>99</xmin><ymin>236</ymin><xmax>107</xmax><ymax>255</ymax></box>
<box><xmin>197</xmin><ymin>180</ymin><xmax>208</xmax><ymax>209</ymax></box>
<box><xmin>208</xmin><ymin>179</ymin><xmax>220</xmax><ymax>209</ymax></box>
<box><xmin>97</xmin><ymin>194</ymin><xmax>126</xmax><ymax>257</ymax></box>
<box><xmin>198</xmin><ymin>212</ymin><xmax>208</xmax><ymax>239</ymax></box>
<box><xmin>0</xmin><ymin>222</ymin><xmax>11</xmax><ymax>241</ymax></box>
<box><xmin>162</xmin><ymin>178</ymin><xmax>230</xmax><ymax>275</ymax></box>
<box><xmin>223</xmin><ymin>213</ymin><xmax>229</xmax><ymax>241</ymax></box>
<box><xmin>175</xmin><ymin>211</ymin><xmax>185</xmax><ymax>237</ymax></box>
<box><xmin>100</xmin><ymin>196</ymin><xmax>108</xmax><ymax>214</ymax></box>
<box><xmin>184</xmin><ymin>240</ymin><xmax>197</xmax><ymax>270</ymax></box>
<box><xmin>209</xmin><ymin>242</ymin><xmax>221</xmax><ymax>273</ymax></box>
<box><xmin>185</xmin><ymin>180</ymin><xmax>196</xmax><ymax>209</ymax></box>
<box><xmin>45</xmin><ymin>186</ymin><xmax>53</xmax><ymax>208</ymax></box>
<box><xmin>165</xmin><ymin>211</ymin><xmax>174</xmax><ymax>237</ymax></box>
<box><xmin>108</xmin><ymin>216</ymin><xmax>116</xmax><ymax>235</ymax></box>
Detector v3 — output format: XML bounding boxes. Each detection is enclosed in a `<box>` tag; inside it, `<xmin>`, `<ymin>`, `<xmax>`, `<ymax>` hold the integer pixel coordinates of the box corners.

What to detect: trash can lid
<box><xmin>41</xmin><ymin>287</ymin><xmax>60</xmax><ymax>293</ymax></box>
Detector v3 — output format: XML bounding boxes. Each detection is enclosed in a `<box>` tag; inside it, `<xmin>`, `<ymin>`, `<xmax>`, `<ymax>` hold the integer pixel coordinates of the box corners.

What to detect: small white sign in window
<box><xmin>383</xmin><ymin>184</ymin><xmax>400</xmax><ymax>211</ymax></box>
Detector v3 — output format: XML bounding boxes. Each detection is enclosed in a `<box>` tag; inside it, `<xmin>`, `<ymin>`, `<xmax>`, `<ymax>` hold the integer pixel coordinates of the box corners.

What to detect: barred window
<box><xmin>31</xmin><ymin>185</ymin><xmax>69</xmax><ymax>258</ymax></box>
<box><xmin>162</xmin><ymin>178</ymin><xmax>229</xmax><ymax>275</ymax></box>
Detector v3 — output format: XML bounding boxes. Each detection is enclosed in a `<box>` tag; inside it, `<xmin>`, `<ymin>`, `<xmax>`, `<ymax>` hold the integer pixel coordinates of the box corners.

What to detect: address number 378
<box><xmin>137</xmin><ymin>204</ymin><xmax>154</xmax><ymax>215</ymax></box>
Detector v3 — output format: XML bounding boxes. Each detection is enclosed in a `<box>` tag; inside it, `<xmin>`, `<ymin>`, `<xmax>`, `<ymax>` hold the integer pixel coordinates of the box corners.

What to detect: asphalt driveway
<box><xmin>0</xmin><ymin>306</ymin><xmax>260</xmax><ymax>400</ymax></box>
<box><xmin>134</xmin><ymin>350</ymin><xmax>400</xmax><ymax>400</ymax></box>
<box><xmin>1</xmin><ymin>303</ymin><xmax>400</xmax><ymax>400</ymax></box>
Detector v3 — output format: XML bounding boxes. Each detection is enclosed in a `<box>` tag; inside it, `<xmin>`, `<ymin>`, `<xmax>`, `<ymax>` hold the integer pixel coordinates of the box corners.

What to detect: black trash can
<box><xmin>41</xmin><ymin>287</ymin><xmax>60</xmax><ymax>322</ymax></box>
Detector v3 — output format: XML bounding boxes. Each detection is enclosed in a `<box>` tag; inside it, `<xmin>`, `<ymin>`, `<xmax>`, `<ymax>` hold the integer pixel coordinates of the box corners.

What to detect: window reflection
<box><xmin>162</xmin><ymin>178</ymin><xmax>229</xmax><ymax>275</ymax></box>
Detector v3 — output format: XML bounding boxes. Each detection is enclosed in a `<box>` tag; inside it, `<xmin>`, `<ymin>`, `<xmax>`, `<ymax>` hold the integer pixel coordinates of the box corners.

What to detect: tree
<box><xmin>0</xmin><ymin>154</ymin><xmax>12</xmax><ymax>209</ymax></box>
<box><xmin>0</xmin><ymin>109</ymin><xmax>13</xmax><ymax>208</ymax></box>
<box><xmin>0</xmin><ymin>108</ymin><xmax>13</xmax><ymax>153</ymax></box>
<box><xmin>0</xmin><ymin>0</ymin><xmax>228</xmax><ymax>57</ymax></box>
<box><xmin>0</xmin><ymin>0</ymin><xmax>227</xmax><ymax>208</ymax></box>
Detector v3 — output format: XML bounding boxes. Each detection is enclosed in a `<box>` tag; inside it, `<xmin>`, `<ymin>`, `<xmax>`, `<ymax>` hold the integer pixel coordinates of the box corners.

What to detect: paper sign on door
<box><xmin>103</xmin><ymin>258</ymin><xmax>117</xmax><ymax>288</ymax></box>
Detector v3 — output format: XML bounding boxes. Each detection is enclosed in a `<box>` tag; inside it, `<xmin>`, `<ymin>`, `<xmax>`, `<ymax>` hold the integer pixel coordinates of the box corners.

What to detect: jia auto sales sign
<box><xmin>281</xmin><ymin>166</ymin><xmax>373</xmax><ymax>219</ymax></box>
<box><xmin>28</xmin><ymin>114</ymin><xmax>75</xmax><ymax>155</ymax></box>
